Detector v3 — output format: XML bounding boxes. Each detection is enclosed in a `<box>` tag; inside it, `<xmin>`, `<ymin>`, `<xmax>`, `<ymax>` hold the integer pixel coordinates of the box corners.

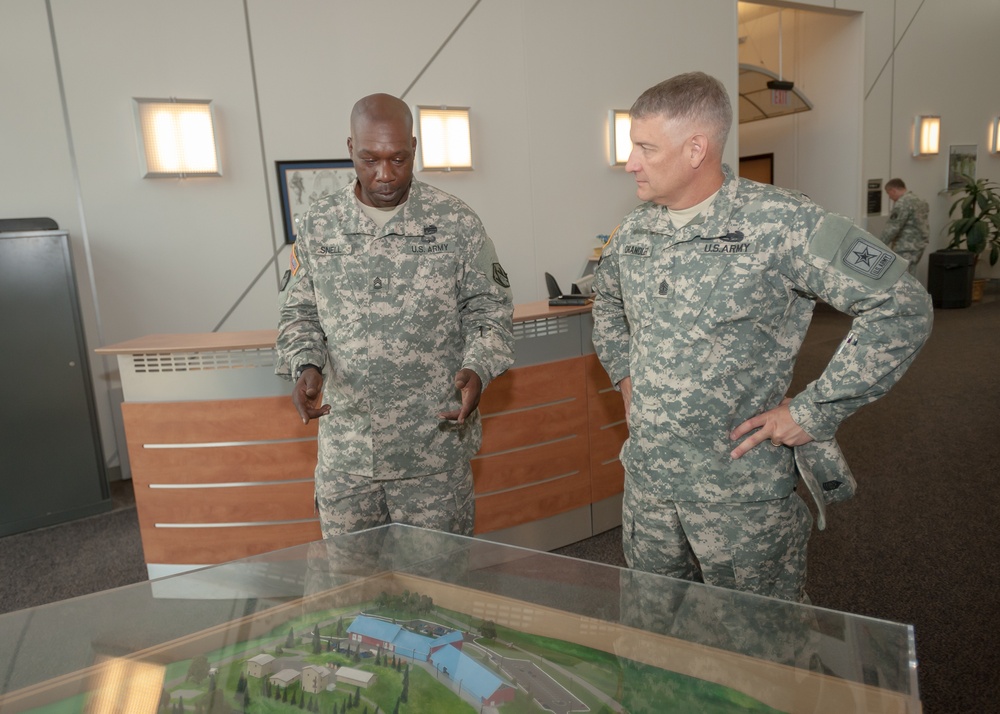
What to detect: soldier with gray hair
<box><xmin>276</xmin><ymin>93</ymin><xmax>514</xmax><ymax>538</ymax></box>
<box><xmin>592</xmin><ymin>72</ymin><xmax>932</xmax><ymax>602</ymax></box>
<box><xmin>880</xmin><ymin>177</ymin><xmax>930</xmax><ymax>276</ymax></box>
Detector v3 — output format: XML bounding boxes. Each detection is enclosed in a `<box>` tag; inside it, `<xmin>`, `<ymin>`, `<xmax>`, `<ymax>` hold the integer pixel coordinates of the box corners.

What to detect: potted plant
<box><xmin>945</xmin><ymin>173</ymin><xmax>1000</xmax><ymax>262</ymax></box>
<box><xmin>928</xmin><ymin>174</ymin><xmax>1000</xmax><ymax>307</ymax></box>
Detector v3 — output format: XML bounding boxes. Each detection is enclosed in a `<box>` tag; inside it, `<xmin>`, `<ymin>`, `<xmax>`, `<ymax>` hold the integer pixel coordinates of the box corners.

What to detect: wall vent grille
<box><xmin>513</xmin><ymin>317</ymin><xmax>569</xmax><ymax>341</ymax></box>
<box><xmin>132</xmin><ymin>348</ymin><xmax>277</xmax><ymax>373</ymax></box>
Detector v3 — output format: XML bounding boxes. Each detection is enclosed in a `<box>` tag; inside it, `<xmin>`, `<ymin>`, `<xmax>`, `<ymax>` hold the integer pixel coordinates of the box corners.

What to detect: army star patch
<box><xmin>842</xmin><ymin>238</ymin><xmax>895</xmax><ymax>278</ymax></box>
<box><xmin>493</xmin><ymin>263</ymin><xmax>510</xmax><ymax>288</ymax></box>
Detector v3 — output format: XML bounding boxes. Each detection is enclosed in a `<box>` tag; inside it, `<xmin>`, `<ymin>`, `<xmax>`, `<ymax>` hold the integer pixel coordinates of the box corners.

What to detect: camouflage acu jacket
<box><xmin>276</xmin><ymin>179</ymin><xmax>514</xmax><ymax>479</ymax></box>
<box><xmin>592</xmin><ymin>165</ymin><xmax>932</xmax><ymax>503</ymax></box>
<box><xmin>880</xmin><ymin>190</ymin><xmax>930</xmax><ymax>257</ymax></box>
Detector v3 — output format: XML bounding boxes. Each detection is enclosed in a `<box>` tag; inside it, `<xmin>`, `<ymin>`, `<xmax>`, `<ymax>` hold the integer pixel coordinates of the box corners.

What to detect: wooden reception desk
<box><xmin>97</xmin><ymin>301</ymin><xmax>627</xmax><ymax>578</ymax></box>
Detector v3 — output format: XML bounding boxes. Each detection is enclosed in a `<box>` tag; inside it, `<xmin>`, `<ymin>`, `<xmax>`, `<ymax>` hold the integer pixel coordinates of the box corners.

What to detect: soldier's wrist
<box><xmin>295</xmin><ymin>363</ymin><xmax>321</xmax><ymax>380</ymax></box>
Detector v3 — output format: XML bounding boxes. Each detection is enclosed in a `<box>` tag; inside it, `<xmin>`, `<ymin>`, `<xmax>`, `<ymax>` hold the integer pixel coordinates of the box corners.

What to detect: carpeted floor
<box><xmin>0</xmin><ymin>482</ymin><xmax>145</xmax><ymax>614</ymax></box>
<box><xmin>1</xmin><ymin>283</ymin><xmax>998</xmax><ymax>713</ymax></box>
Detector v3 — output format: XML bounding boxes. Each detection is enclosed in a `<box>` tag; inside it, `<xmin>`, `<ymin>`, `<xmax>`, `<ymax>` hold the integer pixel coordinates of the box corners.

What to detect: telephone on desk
<box><xmin>545</xmin><ymin>272</ymin><xmax>591</xmax><ymax>306</ymax></box>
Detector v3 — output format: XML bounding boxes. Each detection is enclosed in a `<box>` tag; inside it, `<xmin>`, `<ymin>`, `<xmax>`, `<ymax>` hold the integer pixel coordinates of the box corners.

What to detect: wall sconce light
<box><xmin>609</xmin><ymin>110</ymin><xmax>631</xmax><ymax>166</ymax></box>
<box><xmin>990</xmin><ymin>116</ymin><xmax>1000</xmax><ymax>154</ymax></box>
<box><xmin>912</xmin><ymin>115</ymin><xmax>940</xmax><ymax>157</ymax></box>
<box><xmin>416</xmin><ymin>106</ymin><xmax>472</xmax><ymax>171</ymax></box>
<box><xmin>133</xmin><ymin>98</ymin><xmax>221</xmax><ymax>178</ymax></box>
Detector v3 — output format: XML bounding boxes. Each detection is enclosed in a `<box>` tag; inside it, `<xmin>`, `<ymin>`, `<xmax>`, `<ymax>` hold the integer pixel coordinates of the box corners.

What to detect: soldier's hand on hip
<box><xmin>292</xmin><ymin>367</ymin><xmax>331</xmax><ymax>424</ymax></box>
<box><xmin>729</xmin><ymin>397</ymin><xmax>812</xmax><ymax>459</ymax></box>
<box><xmin>438</xmin><ymin>368</ymin><xmax>483</xmax><ymax>424</ymax></box>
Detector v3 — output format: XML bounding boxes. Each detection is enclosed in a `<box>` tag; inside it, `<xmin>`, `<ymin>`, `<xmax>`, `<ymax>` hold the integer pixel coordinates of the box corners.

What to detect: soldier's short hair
<box><xmin>885</xmin><ymin>178</ymin><xmax>906</xmax><ymax>191</ymax></box>
<box><xmin>630</xmin><ymin>72</ymin><xmax>733</xmax><ymax>151</ymax></box>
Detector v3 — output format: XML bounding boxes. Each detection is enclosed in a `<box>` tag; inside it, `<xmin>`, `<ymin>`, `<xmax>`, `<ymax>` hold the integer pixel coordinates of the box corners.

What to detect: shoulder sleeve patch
<box><xmin>492</xmin><ymin>263</ymin><xmax>510</xmax><ymax>288</ymax></box>
<box><xmin>809</xmin><ymin>212</ymin><xmax>907</xmax><ymax>287</ymax></box>
<box><xmin>473</xmin><ymin>239</ymin><xmax>512</xmax><ymax>292</ymax></box>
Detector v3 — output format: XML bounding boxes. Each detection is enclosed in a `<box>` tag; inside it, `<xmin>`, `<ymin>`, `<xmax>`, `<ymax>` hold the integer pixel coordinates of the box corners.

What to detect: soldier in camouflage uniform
<box><xmin>592</xmin><ymin>73</ymin><xmax>932</xmax><ymax>602</ymax></box>
<box><xmin>880</xmin><ymin>178</ymin><xmax>930</xmax><ymax>275</ymax></box>
<box><xmin>276</xmin><ymin>94</ymin><xmax>514</xmax><ymax>539</ymax></box>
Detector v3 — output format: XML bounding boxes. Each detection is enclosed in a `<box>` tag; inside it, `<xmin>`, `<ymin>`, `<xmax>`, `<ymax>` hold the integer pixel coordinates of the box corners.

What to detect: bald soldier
<box><xmin>276</xmin><ymin>93</ymin><xmax>514</xmax><ymax>538</ymax></box>
<box><xmin>592</xmin><ymin>72</ymin><xmax>932</xmax><ymax>602</ymax></box>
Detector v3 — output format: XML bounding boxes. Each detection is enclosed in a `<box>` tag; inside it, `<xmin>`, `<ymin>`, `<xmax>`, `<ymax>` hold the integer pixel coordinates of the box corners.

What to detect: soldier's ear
<box><xmin>688</xmin><ymin>133</ymin><xmax>709</xmax><ymax>169</ymax></box>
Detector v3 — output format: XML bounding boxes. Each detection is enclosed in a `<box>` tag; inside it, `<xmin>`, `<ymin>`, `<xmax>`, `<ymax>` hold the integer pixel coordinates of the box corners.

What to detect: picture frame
<box><xmin>275</xmin><ymin>159</ymin><xmax>355</xmax><ymax>243</ymax></box>
<box><xmin>947</xmin><ymin>145</ymin><xmax>977</xmax><ymax>191</ymax></box>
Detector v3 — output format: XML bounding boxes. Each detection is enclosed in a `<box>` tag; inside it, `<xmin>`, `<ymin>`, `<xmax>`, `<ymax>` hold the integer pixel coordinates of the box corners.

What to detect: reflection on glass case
<box><xmin>0</xmin><ymin>525</ymin><xmax>919</xmax><ymax>713</ymax></box>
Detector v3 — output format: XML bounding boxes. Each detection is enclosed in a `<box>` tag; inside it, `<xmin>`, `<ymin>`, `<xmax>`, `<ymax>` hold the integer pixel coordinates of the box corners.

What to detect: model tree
<box><xmin>479</xmin><ymin>620</ymin><xmax>498</xmax><ymax>640</ymax></box>
<box><xmin>204</xmin><ymin>688</ymin><xmax>228</xmax><ymax>714</ymax></box>
<box><xmin>186</xmin><ymin>655</ymin><xmax>210</xmax><ymax>684</ymax></box>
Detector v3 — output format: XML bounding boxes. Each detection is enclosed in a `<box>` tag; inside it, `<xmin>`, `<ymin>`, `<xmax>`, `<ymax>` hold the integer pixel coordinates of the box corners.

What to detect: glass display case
<box><xmin>0</xmin><ymin>525</ymin><xmax>919</xmax><ymax>713</ymax></box>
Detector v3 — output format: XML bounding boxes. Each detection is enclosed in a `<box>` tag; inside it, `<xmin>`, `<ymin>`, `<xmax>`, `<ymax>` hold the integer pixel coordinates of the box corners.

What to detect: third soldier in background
<box><xmin>880</xmin><ymin>177</ymin><xmax>930</xmax><ymax>276</ymax></box>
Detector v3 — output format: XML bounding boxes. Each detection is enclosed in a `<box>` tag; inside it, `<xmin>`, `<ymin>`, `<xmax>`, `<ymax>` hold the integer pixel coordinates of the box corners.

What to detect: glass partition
<box><xmin>0</xmin><ymin>524</ymin><xmax>919</xmax><ymax>714</ymax></box>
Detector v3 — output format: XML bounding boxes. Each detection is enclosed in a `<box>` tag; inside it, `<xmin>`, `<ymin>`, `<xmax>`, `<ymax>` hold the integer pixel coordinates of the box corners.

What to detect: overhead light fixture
<box><xmin>913</xmin><ymin>115</ymin><xmax>941</xmax><ymax>157</ymax></box>
<box><xmin>609</xmin><ymin>110</ymin><xmax>631</xmax><ymax>166</ymax></box>
<box><xmin>133</xmin><ymin>98</ymin><xmax>221</xmax><ymax>178</ymax></box>
<box><xmin>416</xmin><ymin>106</ymin><xmax>472</xmax><ymax>171</ymax></box>
<box><xmin>766</xmin><ymin>79</ymin><xmax>795</xmax><ymax>91</ymax></box>
<box><xmin>990</xmin><ymin>116</ymin><xmax>1000</xmax><ymax>154</ymax></box>
<box><xmin>766</xmin><ymin>10</ymin><xmax>795</xmax><ymax>94</ymax></box>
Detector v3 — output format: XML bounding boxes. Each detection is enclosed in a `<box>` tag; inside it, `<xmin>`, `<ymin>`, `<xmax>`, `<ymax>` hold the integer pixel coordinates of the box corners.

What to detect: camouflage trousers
<box><xmin>621</xmin><ymin>471</ymin><xmax>813</xmax><ymax>602</ymax></box>
<box><xmin>315</xmin><ymin>462</ymin><xmax>475</xmax><ymax>539</ymax></box>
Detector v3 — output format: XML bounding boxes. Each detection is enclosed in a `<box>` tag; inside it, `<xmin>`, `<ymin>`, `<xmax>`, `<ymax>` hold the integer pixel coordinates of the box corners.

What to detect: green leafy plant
<box><xmin>945</xmin><ymin>173</ymin><xmax>1000</xmax><ymax>266</ymax></box>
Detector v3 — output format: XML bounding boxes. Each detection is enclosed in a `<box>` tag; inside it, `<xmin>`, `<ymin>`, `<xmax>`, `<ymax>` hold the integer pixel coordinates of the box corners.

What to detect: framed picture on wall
<box><xmin>947</xmin><ymin>145</ymin><xmax>977</xmax><ymax>191</ymax></box>
<box><xmin>276</xmin><ymin>159</ymin><xmax>355</xmax><ymax>243</ymax></box>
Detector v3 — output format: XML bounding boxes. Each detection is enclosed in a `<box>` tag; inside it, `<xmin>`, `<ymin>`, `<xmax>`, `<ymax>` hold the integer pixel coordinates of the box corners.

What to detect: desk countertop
<box><xmin>96</xmin><ymin>300</ymin><xmax>593</xmax><ymax>354</ymax></box>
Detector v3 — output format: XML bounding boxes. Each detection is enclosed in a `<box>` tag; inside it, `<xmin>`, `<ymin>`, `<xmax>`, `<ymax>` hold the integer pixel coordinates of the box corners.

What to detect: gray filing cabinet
<box><xmin>0</xmin><ymin>229</ymin><xmax>109</xmax><ymax>536</ymax></box>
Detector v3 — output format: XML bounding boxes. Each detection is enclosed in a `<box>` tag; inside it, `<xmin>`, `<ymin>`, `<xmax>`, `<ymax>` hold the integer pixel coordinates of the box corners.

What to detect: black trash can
<box><xmin>927</xmin><ymin>250</ymin><xmax>976</xmax><ymax>308</ymax></box>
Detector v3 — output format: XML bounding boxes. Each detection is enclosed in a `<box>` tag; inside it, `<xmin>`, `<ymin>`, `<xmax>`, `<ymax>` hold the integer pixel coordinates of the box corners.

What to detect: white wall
<box><xmin>5</xmin><ymin>0</ymin><xmax>999</xmax><ymax>474</ymax></box>
<box><xmin>738</xmin><ymin>7</ymin><xmax>866</xmax><ymax>219</ymax></box>
<box><xmin>744</xmin><ymin>0</ymin><xmax>1000</xmax><ymax>284</ymax></box>
<box><xmin>0</xmin><ymin>0</ymin><xmax>736</xmax><ymax>471</ymax></box>
<box><xmin>871</xmin><ymin>0</ymin><xmax>1000</xmax><ymax>282</ymax></box>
